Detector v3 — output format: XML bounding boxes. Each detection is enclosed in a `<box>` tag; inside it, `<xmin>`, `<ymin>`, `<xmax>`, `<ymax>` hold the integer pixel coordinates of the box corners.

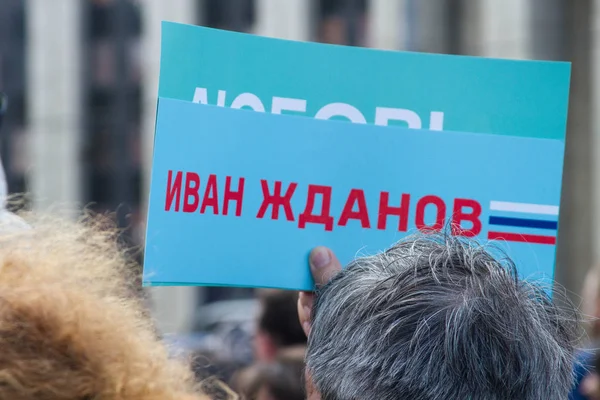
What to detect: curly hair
<box><xmin>0</xmin><ymin>211</ymin><xmax>230</xmax><ymax>400</ymax></box>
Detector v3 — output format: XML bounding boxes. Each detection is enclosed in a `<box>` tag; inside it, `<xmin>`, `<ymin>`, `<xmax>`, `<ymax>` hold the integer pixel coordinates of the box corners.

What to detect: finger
<box><xmin>299</xmin><ymin>247</ymin><xmax>343</xmax><ymax>337</ymax></box>
<box><xmin>309</xmin><ymin>246</ymin><xmax>342</xmax><ymax>287</ymax></box>
<box><xmin>297</xmin><ymin>291</ymin><xmax>313</xmax><ymax>336</ymax></box>
<box><xmin>298</xmin><ymin>291</ymin><xmax>313</xmax><ymax>320</ymax></box>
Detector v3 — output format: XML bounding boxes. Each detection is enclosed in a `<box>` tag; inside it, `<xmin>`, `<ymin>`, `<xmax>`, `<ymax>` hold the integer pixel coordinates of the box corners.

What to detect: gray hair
<box><xmin>306</xmin><ymin>233</ymin><xmax>580</xmax><ymax>400</ymax></box>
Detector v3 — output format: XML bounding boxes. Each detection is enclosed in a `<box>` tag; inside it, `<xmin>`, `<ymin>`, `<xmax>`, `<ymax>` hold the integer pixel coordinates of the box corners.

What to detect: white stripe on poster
<box><xmin>489</xmin><ymin>201</ymin><xmax>559</xmax><ymax>216</ymax></box>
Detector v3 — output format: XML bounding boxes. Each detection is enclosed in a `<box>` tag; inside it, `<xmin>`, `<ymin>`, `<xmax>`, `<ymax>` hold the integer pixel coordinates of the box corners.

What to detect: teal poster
<box><xmin>158</xmin><ymin>21</ymin><xmax>571</xmax><ymax>140</ymax></box>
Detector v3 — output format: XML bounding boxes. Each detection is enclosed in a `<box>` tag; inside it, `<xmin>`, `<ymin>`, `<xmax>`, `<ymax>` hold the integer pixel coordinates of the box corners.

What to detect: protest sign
<box><xmin>143</xmin><ymin>99</ymin><xmax>565</xmax><ymax>291</ymax></box>
<box><xmin>159</xmin><ymin>21</ymin><xmax>570</xmax><ymax>140</ymax></box>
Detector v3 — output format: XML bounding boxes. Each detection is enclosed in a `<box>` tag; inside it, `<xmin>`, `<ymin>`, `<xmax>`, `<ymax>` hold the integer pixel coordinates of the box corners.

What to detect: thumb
<box><xmin>309</xmin><ymin>246</ymin><xmax>342</xmax><ymax>288</ymax></box>
<box><xmin>298</xmin><ymin>247</ymin><xmax>343</xmax><ymax>337</ymax></box>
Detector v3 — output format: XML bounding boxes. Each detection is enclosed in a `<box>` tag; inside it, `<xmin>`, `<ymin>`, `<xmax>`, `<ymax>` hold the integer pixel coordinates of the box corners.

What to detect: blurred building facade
<box><xmin>0</xmin><ymin>0</ymin><xmax>598</xmax><ymax>334</ymax></box>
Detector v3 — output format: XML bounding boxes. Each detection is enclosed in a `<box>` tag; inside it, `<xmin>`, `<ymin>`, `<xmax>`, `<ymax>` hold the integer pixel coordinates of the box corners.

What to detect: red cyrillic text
<box><xmin>256</xmin><ymin>180</ymin><xmax>298</xmax><ymax>221</ymax></box>
<box><xmin>165</xmin><ymin>170</ymin><xmax>183</xmax><ymax>212</ymax></box>
<box><xmin>415</xmin><ymin>195</ymin><xmax>445</xmax><ymax>232</ymax></box>
<box><xmin>223</xmin><ymin>176</ymin><xmax>245</xmax><ymax>216</ymax></box>
<box><xmin>299</xmin><ymin>185</ymin><xmax>334</xmax><ymax>231</ymax></box>
<box><xmin>164</xmin><ymin>171</ymin><xmax>245</xmax><ymax>216</ymax></box>
<box><xmin>338</xmin><ymin>189</ymin><xmax>370</xmax><ymax>228</ymax></box>
<box><xmin>164</xmin><ymin>173</ymin><xmax>487</xmax><ymax>238</ymax></box>
<box><xmin>183</xmin><ymin>172</ymin><xmax>201</xmax><ymax>213</ymax></box>
<box><xmin>451</xmin><ymin>198</ymin><xmax>482</xmax><ymax>237</ymax></box>
<box><xmin>200</xmin><ymin>174</ymin><xmax>219</xmax><ymax>214</ymax></box>
<box><xmin>377</xmin><ymin>192</ymin><xmax>410</xmax><ymax>231</ymax></box>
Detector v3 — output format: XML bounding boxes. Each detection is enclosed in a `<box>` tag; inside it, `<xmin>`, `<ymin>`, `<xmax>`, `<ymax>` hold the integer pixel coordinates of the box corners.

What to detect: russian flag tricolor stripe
<box><xmin>488</xmin><ymin>232</ymin><xmax>556</xmax><ymax>245</ymax></box>
<box><xmin>488</xmin><ymin>201</ymin><xmax>558</xmax><ymax>245</ymax></box>
<box><xmin>489</xmin><ymin>201</ymin><xmax>559</xmax><ymax>216</ymax></box>
<box><xmin>488</xmin><ymin>216</ymin><xmax>558</xmax><ymax>230</ymax></box>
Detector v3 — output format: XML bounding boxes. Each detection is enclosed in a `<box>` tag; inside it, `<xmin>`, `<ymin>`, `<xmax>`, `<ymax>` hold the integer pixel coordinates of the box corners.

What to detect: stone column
<box><xmin>476</xmin><ymin>0</ymin><xmax>530</xmax><ymax>58</ymax></box>
<box><xmin>254</xmin><ymin>0</ymin><xmax>312</xmax><ymax>40</ymax></box>
<box><xmin>26</xmin><ymin>0</ymin><xmax>82</xmax><ymax>213</ymax></box>
<box><xmin>141</xmin><ymin>0</ymin><xmax>200</xmax><ymax>335</ymax></box>
<box><xmin>531</xmin><ymin>0</ymin><xmax>593</xmax><ymax>299</ymax></box>
<box><xmin>366</xmin><ymin>0</ymin><xmax>407</xmax><ymax>50</ymax></box>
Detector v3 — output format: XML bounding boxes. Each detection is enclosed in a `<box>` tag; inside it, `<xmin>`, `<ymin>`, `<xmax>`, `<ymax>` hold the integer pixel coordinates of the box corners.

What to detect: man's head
<box><xmin>306</xmin><ymin>233</ymin><xmax>579</xmax><ymax>400</ymax></box>
<box><xmin>254</xmin><ymin>289</ymin><xmax>307</xmax><ymax>362</ymax></box>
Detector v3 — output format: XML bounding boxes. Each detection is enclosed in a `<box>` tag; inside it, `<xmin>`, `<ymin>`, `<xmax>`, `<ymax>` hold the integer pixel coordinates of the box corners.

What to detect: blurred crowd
<box><xmin>191</xmin><ymin>289</ymin><xmax>307</xmax><ymax>400</ymax></box>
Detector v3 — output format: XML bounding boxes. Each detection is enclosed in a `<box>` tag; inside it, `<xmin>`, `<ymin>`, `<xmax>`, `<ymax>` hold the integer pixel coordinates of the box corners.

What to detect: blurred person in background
<box><xmin>570</xmin><ymin>264</ymin><xmax>600</xmax><ymax>399</ymax></box>
<box><xmin>0</xmin><ymin>92</ymin><xmax>5</xmax><ymax>128</ymax></box>
<box><xmin>578</xmin><ymin>358</ymin><xmax>600</xmax><ymax>400</ymax></box>
<box><xmin>254</xmin><ymin>289</ymin><xmax>307</xmax><ymax>362</ymax></box>
<box><xmin>0</xmin><ymin>92</ymin><xmax>31</xmax><ymax>232</ymax></box>
<box><xmin>298</xmin><ymin>235</ymin><xmax>580</xmax><ymax>400</ymax></box>
<box><xmin>233</xmin><ymin>347</ymin><xmax>305</xmax><ymax>400</ymax></box>
<box><xmin>192</xmin><ymin>349</ymin><xmax>247</xmax><ymax>392</ymax></box>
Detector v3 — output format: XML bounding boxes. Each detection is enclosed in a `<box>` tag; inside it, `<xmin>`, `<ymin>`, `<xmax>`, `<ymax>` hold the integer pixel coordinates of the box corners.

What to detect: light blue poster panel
<box><xmin>143</xmin><ymin>99</ymin><xmax>565</xmax><ymax>290</ymax></box>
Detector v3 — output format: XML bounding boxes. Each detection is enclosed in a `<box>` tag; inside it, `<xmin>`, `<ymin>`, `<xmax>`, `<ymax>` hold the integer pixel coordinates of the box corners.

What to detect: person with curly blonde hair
<box><xmin>0</xmin><ymin>211</ymin><xmax>235</xmax><ymax>400</ymax></box>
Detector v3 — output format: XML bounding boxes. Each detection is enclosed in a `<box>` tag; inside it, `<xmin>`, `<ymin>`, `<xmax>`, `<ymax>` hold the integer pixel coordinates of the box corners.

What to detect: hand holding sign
<box><xmin>297</xmin><ymin>247</ymin><xmax>343</xmax><ymax>337</ymax></box>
